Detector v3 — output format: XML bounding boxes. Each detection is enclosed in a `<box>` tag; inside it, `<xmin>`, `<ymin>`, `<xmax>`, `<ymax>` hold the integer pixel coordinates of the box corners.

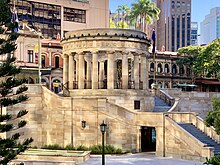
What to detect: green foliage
<box><xmin>130</xmin><ymin>0</ymin><xmax>160</xmax><ymax>31</ymax></box>
<box><xmin>205</xmin><ymin>98</ymin><xmax>220</xmax><ymax>135</ymax></box>
<box><xmin>76</xmin><ymin>145</ymin><xmax>89</xmax><ymax>151</ymax></box>
<box><xmin>204</xmin><ymin>153</ymin><xmax>220</xmax><ymax>165</ymax></box>
<box><xmin>178</xmin><ymin>39</ymin><xmax>220</xmax><ymax>80</ymax></box>
<box><xmin>39</xmin><ymin>144</ymin><xmax>124</xmax><ymax>154</ymax></box>
<box><xmin>115</xmin><ymin>4</ymin><xmax>131</xmax><ymax>29</ymax></box>
<box><xmin>41</xmin><ymin>144</ymin><xmax>64</xmax><ymax>150</ymax></box>
<box><xmin>0</xmin><ymin>0</ymin><xmax>32</xmax><ymax>164</ymax></box>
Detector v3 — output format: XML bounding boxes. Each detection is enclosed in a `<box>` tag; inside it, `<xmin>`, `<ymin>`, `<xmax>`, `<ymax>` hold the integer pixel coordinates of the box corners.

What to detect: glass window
<box><xmin>55</xmin><ymin>56</ymin><xmax>59</xmax><ymax>68</ymax></box>
<box><xmin>28</xmin><ymin>50</ymin><xmax>33</xmax><ymax>63</ymax></box>
<box><xmin>64</xmin><ymin>7</ymin><xmax>86</xmax><ymax>23</ymax></box>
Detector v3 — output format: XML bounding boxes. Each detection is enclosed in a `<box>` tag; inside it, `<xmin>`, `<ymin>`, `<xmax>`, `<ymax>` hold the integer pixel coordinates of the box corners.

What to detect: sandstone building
<box><xmin>2</xmin><ymin>29</ymin><xmax>220</xmax><ymax>163</ymax></box>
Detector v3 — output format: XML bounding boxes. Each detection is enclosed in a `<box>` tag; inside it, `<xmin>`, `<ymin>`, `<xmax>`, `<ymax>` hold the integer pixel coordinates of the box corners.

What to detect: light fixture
<box><xmin>81</xmin><ymin>120</ymin><xmax>86</xmax><ymax>128</ymax></box>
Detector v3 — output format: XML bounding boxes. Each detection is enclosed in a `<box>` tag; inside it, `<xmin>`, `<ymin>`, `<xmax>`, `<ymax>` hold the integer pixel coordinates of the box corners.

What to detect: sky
<box><xmin>109</xmin><ymin>0</ymin><xmax>220</xmax><ymax>33</ymax></box>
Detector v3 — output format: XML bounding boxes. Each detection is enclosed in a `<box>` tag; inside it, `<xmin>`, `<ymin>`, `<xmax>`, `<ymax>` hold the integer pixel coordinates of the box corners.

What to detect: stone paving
<box><xmin>80</xmin><ymin>153</ymin><xmax>203</xmax><ymax>165</ymax></box>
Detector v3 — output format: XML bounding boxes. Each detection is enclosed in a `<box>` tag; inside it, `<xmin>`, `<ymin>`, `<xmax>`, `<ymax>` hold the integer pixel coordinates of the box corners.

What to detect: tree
<box><xmin>130</xmin><ymin>0</ymin><xmax>160</xmax><ymax>33</ymax></box>
<box><xmin>0</xmin><ymin>0</ymin><xmax>33</xmax><ymax>164</ymax></box>
<box><xmin>115</xmin><ymin>4</ymin><xmax>131</xmax><ymax>29</ymax></box>
<box><xmin>177</xmin><ymin>45</ymin><xmax>204</xmax><ymax>81</ymax></box>
<box><xmin>177</xmin><ymin>39</ymin><xmax>220</xmax><ymax>80</ymax></box>
<box><xmin>205</xmin><ymin>97</ymin><xmax>220</xmax><ymax>135</ymax></box>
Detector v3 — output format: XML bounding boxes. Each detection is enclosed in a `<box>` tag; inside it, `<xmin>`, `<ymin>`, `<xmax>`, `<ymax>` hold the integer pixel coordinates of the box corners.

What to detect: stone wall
<box><xmin>161</xmin><ymin>89</ymin><xmax>220</xmax><ymax>118</ymax></box>
<box><xmin>3</xmin><ymin>85</ymin><xmax>216</xmax><ymax>162</ymax></box>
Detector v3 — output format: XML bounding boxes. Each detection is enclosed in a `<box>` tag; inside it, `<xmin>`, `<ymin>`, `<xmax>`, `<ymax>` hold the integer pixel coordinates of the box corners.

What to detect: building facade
<box><xmin>11</xmin><ymin>0</ymin><xmax>109</xmax><ymax>38</ymax></box>
<box><xmin>191</xmin><ymin>22</ymin><xmax>198</xmax><ymax>45</ymax></box>
<box><xmin>200</xmin><ymin>7</ymin><xmax>220</xmax><ymax>45</ymax></box>
<box><xmin>153</xmin><ymin>0</ymin><xmax>191</xmax><ymax>52</ymax></box>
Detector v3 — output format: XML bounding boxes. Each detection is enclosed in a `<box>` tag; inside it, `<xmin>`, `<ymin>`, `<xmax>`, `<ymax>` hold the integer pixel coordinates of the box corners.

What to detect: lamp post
<box><xmin>100</xmin><ymin>121</ymin><xmax>107</xmax><ymax>165</ymax></box>
<box><xmin>37</xmin><ymin>29</ymin><xmax>42</xmax><ymax>84</ymax></box>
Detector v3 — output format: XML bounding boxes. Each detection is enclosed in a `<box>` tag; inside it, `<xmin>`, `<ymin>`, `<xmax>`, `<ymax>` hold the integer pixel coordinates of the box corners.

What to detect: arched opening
<box><xmin>164</xmin><ymin>63</ymin><xmax>169</xmax><ymax>73</ymax></box>
<box><xmin>150</xmin><ymin>63</ymin><xmax>154</xmax><ymax>72</ymax></box>
<box><xmin>172</xmin><ymin>64</ymin><xmax>177</xmax><ymax>74</ymax></box>
<box><xmin>149</xmin><ymin>79</ymin><xmax>154</xmax><ymax>89</ymax></box>
<box><xmin>42</xmin><ymin>55</ymin><xmax>45</xmax><ymax>68</ymax></box>
<box><xmin>55</xmin><ymin>56</ymin><xmax>60</xmax><ymax>68</ymax></box>
<box><xmin>179</xmin><ymin>65</ymin><xmax>184</xmax><ymax>75</ymax></box>
<box><xmin>157</xmin><ymin>63</ymin><xmax>162</xmax><ymax>73</ymax></box>
<box><xmin>186</xmin><ymin>67</ymin><xmax>191</xmax><ymax>76</ymax></box>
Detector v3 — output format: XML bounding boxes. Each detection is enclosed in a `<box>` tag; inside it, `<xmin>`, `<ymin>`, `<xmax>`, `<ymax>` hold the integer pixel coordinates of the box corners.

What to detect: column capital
<box><xmin>107</xmin><ymin>51</ymin><xmax>115</xmax><ymax>55</ymax></box>
<box><xmin>90</xmin><ymin>50</ymin><xmax>99</xmax><ymax>54</ymax></box>
<box><xmin>122</xmin><ymin>51</ymin><xmax>129</xmax><ymax>55</ymax></box>
<box><xmin>84</xmin><ymin>53</ymin><xmax>92</xmax><ymax>62</ymax></box>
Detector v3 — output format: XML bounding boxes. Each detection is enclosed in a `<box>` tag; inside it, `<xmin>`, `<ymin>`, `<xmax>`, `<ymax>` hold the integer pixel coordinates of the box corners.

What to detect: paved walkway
<box><xmin>80</xmin><ymin>153</ymin><xmax>203</xmax><ymax>165</ymax></box>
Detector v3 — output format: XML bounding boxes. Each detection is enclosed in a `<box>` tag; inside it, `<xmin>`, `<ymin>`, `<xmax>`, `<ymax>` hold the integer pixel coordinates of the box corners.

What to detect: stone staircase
<box><xmin>179</xmin><ymin>123</ymin><xmax>220</xmax><ymax>156</ymax></box>
<box><xmin>153</xmin><ymin>96</ymin><xmax>171</xmax><ymax>112</ymax></box>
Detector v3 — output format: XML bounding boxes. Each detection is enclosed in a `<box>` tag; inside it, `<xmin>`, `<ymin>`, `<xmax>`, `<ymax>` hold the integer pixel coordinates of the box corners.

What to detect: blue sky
<box><xmin>110</xmin><ymin>0</ymin><xmax>220</xmax><ymax>32</ymax></box>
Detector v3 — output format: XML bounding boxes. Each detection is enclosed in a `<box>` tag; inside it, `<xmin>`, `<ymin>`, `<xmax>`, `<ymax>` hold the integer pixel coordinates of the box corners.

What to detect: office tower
<box><xmin>191</xmin><ymin>22</ymin><xmax>198</xmax><ymax>45</ymax></box>
<box><xmin>10</xmin><ymin>0</ymin><xmax>109</xmax><ymax>39</ymax></box>
<box><xmin>153</xmin><ymin>0</ymin><xmax>191</xmax><ymax>52</ymax></box>
<box><xmin>200</xmin><ymin>7</ymin><xmax>220</xmax><ymax>45</ymax></box>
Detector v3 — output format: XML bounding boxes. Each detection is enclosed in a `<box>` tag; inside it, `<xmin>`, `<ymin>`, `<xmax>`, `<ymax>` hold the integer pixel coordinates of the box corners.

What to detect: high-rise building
<box><xmin>10</xmin><ymin>0</ymin><xmax>109</xmax><ymax>39</ymax></box>
<box><xmin>191</xmin><ymin>22</ymin><xmax>198</xmax><ymax>45</ymax></box>
<box><xmin>200</xmin><ymin>7</ymin><xmax>220</xmax><ymax>45</ymax></box>
<box><xmin>152</xmin><ymin>0</ymin><xmax>191</xmax><ymax>52</ymax></box>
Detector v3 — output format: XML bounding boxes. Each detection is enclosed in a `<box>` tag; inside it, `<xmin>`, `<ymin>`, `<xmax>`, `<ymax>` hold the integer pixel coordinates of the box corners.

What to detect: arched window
<box><xmin>179</xmin><ymin>65</ymin><xmax>184</xmax><ymax>75</ymax></box>
<box><xmin>186</xmin><ymin>67</ymin><xmax>191</xmax><ymax>76</ymax></box>
<box><xmin>42</xmin><ymin>55</ymin><xmax>45</xmax><ymax>68</ymax></box>
<box><xmin>55</xmin><ymin>56</ymin><xmax>59</xmax><ymax>68</ymax></box>
<box><xmin>164</xmin><ymin>64</ymin><xmax>169</xmax><ymax>73</ymax></box>
<box><xmin>172</xmin><ymin>64</ymin><xmax>177</xmax><ymax>74</ymax></box>
<box><xmin>150</xmin><ymin>63</ymin><xmax>154</xmax><ymax>72</ymax></box>
<box><xmin>157</xmin><ymin>63</ymin><xmax>162</xmax><ymax>73</ymax></box>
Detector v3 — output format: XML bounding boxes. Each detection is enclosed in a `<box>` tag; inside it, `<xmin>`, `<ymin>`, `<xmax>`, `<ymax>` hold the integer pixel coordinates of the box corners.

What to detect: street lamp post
<box><xmin>100</xmin><ymin>121</ymin><xmax>107</xmax><ymax>165</ymax></box>
<box><xmin>37</xmin><ymin>29</ymin><xmax>42</xmax><ymax>84</ymax></box>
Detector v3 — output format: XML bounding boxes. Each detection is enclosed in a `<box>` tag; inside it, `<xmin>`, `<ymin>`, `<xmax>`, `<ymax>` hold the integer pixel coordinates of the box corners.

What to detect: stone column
<box><xmin>92</xmin><ymin>51</ymin><xmax>98</xmax><ymax>89</ymax></box>
<box><xmin>99</xmin><ymin>61</ymin><xmax>105</xmax><ymax>88</ymax></box>
<box><xmin>85</xmin><ymin>54</ymin><xmax>92</xmax><ymax>89</ymax></box>
<box><xmin>141</xmin><ymin>53</ymin><xmax>147</xmax><ymax>90</ymax></box>
<box><xmin>74</xmin><ymin>55</ymin><xmax>79</xmax><ymax>83</ymax></box>
<box><xmin>78</xmin><ymin>52</ymin><xmax>85</xmax><ymax>89</ymax></box>
<box><xmin>122</xmin><ymin>51</ymin><xmax>128</xmax><ymax>89</ymax></box>
<box><xmin>63</xmin><ymin>54</ymin><xmax>69</xmax><ymax>85</ymax></box>
<box><xmin>68</xmin><ymin>53</ymin><xmax>74</xmax><ymax>89</ymax></box>
<box><xmin>134</xmin><ymin>53</ymin><xmax>140</xmax><ymax>89</ymax></box>
<box><xmin>107</xmin><ymin>52</ymin><xmax>114</xmax><ymax>89</ymax></box>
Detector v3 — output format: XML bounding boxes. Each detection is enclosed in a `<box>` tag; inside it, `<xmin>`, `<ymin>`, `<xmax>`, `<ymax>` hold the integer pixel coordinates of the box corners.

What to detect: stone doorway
<box><xmin>141</xmin><ymin>126</ymin><xmax>156</xmax><ymax>152</ymax></box>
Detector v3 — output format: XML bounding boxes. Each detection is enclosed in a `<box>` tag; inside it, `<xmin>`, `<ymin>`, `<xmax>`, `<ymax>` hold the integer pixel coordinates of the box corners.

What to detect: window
<box><xmin>134</xmin><ymin>100</ymin><xmax>140</xmax><ymax>110</ymax></box>
<box><xmin>28</xmin><ymin>50</ymin><xmax>33</xmax><ymax>63</ymax></box>
<box><xmin>55</xmin><ymin>56</ymin><xmax>59</xmax><ymax>68</ymax></box>
<box><xmin>64</xmin><ymin>7</ymin><xmax>86</xmax><ymax>23</ymax></box>
<box><xmin>150</xmin><ymin>63</ymin><xmax>154</xmax><ymax>72</ymax></box>
<box><xmin>42</xmin><ymin>55</ymin><xmax>45</xmax><ymax>68</ymax></box>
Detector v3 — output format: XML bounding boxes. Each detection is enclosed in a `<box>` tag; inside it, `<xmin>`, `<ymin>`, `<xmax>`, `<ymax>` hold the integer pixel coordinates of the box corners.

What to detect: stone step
<box><xmin>179</xmin><ymin>123</ymin><xmax>220</xmax><ymax>156</ymax></box>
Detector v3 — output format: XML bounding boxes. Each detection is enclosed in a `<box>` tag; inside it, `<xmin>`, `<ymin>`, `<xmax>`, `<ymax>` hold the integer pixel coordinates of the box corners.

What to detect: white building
<box><xmin>200</xmin><ymin>7</ymin><xmax>220</xmax><ymax>44</ymax></box>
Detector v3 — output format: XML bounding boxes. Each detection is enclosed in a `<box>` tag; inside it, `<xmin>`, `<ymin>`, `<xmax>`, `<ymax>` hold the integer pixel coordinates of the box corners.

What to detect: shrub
<box><xmin>204</xmin><ymin>153</ymin><xmax>220</xmax><ymax>165</ymax></box>
<box><xmin>90</xmin><ymin>145</ymin><xmax>102</xmax><ymax>154</ymax></box>
<box><xmin>65</xmin><ymin>144</ymin><xmax>76</xmax><ymax>150</ymax></box>
<box><xmin>76</xmin><ymin>145</ymin><xmax>89</xmax><ymax>151</ymax></box>
<box><xmin>41</xmin><ymin>144</ymin><xmax>64</xmax><ymax>150</ymax></box>
<box><xmin>205</xmin><ymin>98</ymin><xmax>220</xmax><ymax>135</ymax></box>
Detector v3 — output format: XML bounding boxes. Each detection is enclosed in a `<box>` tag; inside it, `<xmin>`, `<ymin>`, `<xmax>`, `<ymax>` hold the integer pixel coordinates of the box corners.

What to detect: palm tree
<box><xmin>130</xmin><ymin>0</ymin><xmax>160</xmax><ymax>33</ymax></box>
<box><xmin>115</xmin><ymin>4</ymin><xmax>131</xmax><ymax>29</ymax></box>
